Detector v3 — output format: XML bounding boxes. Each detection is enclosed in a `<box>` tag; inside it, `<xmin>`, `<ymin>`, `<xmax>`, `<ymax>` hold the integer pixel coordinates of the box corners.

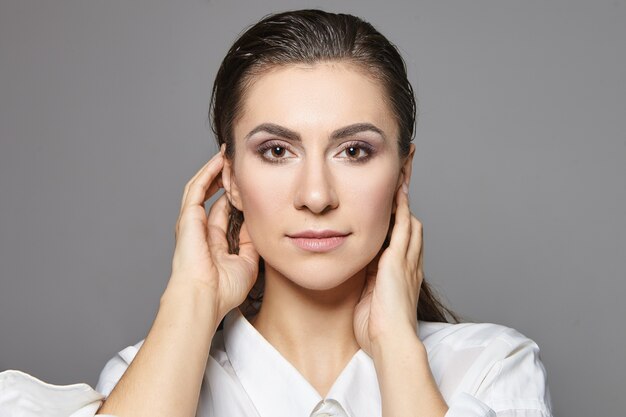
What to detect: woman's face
<box><xmin>225</xmin><ymin>62</ymin><xmax>413</xmax><ymax>290</ymax></box>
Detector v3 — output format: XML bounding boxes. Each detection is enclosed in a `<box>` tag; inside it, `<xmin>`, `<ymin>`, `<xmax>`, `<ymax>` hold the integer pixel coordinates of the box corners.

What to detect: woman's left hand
<box><xmin>353</xmin><ymin>182</ymin><xmax>424</xmax><ymax>356</ymax></box>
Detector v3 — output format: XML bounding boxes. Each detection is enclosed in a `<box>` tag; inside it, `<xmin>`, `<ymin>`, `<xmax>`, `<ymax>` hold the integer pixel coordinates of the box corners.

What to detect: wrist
<box><xmin>371</xmin><ymin>328</ymin><xmax>426</xmax><ymax>366</ymax></box>
<box><xmin>160</xmin><ymin>281</ymin><xmax>221</xmax><ymax>334</ymax></box>
<box><xmin>370</xmin><ymin>317</ymin><xmax>419</xmax><ymax>348</ymax></box>
<box><xmin>370</xmin><ymin>329</ymin><xmax>447</xmax><ymax>417</ymax></box>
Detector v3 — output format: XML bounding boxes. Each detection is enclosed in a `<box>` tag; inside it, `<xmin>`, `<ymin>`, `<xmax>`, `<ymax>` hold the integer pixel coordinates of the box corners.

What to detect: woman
<box><xmin>0</xmin><ymin>9</ymin><xmax>552</xmax><ymax>417</ymax></box>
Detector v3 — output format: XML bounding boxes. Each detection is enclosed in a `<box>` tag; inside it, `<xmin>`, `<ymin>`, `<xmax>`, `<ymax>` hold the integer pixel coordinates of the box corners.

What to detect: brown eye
<box><xmin>271</xmin><ymin>146</ymin><xmax>286</xmax><ymax>157</ymax></box>
<box><xmin>346</xmin><ymin>146</ymin><xmax>361</xmax><ymax>158</ymax></box>
<box><xmin>258</xmin><ymin>141</ymin><xmax>294</xmax><ymax>162</ymax></box>
<box><xmin>336</xmin><ymin>142</ymin><xmax>374</xmax><ymax>163</ymax></box>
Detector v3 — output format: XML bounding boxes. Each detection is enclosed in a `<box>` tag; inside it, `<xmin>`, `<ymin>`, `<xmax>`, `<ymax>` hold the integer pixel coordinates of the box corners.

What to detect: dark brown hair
<box><xmin>210</xmin><ymin>9</ymin><xmax>459</xmax><ymax>323</ymax></box>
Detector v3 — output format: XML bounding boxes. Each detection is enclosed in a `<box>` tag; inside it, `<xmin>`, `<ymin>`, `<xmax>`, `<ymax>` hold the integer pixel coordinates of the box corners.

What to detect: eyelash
<box><xmin>256</xmin><ymin>140</ymin><xmax>295</xmax><ymax>164</ymax></box>
<box><xmin>337</xmin><ymin>141</ymin><xmax>376</xmax><ymax>163</ymax></box>
<box><xmin>256</xmin><ymin>140</ymin><xmax>376</xmax><ymax>164</ymax></box>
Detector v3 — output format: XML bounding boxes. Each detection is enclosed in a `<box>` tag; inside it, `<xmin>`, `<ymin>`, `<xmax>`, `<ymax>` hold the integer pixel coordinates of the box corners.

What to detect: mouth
<box><xmin>286</xmin><ymin>230</ymin><xmax>350</xmax><ymax>253</ymax></box>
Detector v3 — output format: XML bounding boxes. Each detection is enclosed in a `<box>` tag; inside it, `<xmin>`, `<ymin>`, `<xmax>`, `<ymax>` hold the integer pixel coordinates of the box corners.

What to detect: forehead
<box><xmin>234</xmin><ymin>62</ymin><xmax>398</xmax><ymax>140</ymax></box>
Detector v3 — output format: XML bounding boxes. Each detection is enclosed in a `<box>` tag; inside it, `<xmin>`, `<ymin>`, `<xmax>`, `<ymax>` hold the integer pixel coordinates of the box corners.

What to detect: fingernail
<box><xmin>402</xmin><ymin>183</ymin><xmax>409</xmax><ymax>195</ymax></box>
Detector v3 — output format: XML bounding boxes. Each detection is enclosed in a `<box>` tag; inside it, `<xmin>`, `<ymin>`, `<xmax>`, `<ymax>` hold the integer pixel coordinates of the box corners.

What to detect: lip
<box><xmin>287</xmin><ymin>230</ymin><xmax>350</xmax><ymax>252</ymax></box>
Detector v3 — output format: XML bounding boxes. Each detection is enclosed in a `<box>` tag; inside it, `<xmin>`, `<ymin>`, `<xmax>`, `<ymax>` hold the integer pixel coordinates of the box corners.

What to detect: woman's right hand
<box><xmin>98</xmin><ymin>151</ymin><xmax>255</xmax><ymax>417</ymax></box>
<box><xmin>166</xmin><ymin>151</ymin><xmax>259</xmax><ymax>324</ymax></box>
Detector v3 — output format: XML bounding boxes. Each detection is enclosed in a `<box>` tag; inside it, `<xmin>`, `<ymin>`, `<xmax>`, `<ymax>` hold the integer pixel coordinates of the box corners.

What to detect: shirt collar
<box><xmin>223</xmin><ymin>308</ymin><xmax>382</xmax><ymax>417</ymax></box>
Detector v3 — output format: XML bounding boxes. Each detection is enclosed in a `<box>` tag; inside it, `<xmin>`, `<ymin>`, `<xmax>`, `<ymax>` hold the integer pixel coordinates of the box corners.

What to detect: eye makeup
<box><xmin>255</xmin><ymin>140</ymin><xmax>297</xmax><ymax>164</ymax></box>
<box><xmin>254</xmin><ymin>138</ymin><xmax>379</xmax><ymax>165</ymax></box>
<box><xmin>335</xmin><ymin>140</ymin><xmax>377</xmax><ymax>163</ymax></box>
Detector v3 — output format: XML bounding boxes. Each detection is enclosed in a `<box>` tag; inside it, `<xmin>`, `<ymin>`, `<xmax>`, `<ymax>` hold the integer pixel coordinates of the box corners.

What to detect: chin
<box><xmin>290</xmin><ymin>274</ymin><xmax>354</xmax><ymax>291</ymax></box>
<box><xmin>267</xmin><ymin>256</ymin><xmax>371</xmax><ymax>292</ymax></box>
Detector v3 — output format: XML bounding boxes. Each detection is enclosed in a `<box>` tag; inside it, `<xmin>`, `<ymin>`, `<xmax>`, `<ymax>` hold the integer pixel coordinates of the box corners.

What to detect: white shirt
<box><xmin>0</xmin><ymin>307</ymin><xmax>553</xmax><ymax>417</ymax></box>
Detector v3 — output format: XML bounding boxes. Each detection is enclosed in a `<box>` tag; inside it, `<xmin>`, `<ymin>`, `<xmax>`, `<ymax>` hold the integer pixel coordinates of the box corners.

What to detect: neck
<box><xmin>250</xmin><ymin>263</ymin><xmax>365</xmax><ymax>396</ymax></box>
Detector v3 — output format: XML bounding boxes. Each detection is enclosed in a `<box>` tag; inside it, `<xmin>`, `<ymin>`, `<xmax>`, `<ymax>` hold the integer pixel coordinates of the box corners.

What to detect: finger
<box><xmin>365</xmin><ymin>250</ymin><xmax>381</xmax><ymax>281</ymax></box>
<box><xmin>360</xmin><ymin>270</ymin><xmax>376</xmax><ymax>300</ymax></box>
<box><xmin>387</xmin><ymin>185</ymin><xmax>411</xmax><ymax>257</ymax></box>
<box><xmin>206</xmin><ymin>193</ymin><xmax>230</xmax><ymax>255</ymax></box>
<box><xmin>183</xmin><ymin>153</ymin><xmax>224</xmax><ymax>208</ymax></box>
<box><xmin>176</xmin><ymin>154</ymin><xmax>224</xmax><ymax>233</ymax></box>
<box><xmin>358</xmin><ymin>248</ymin><xmax>381</xmax><ymax>300</ymax></box>
<box><xmin>407</xmin><ymin>216</ymin><xmax>424</xmax><ymax>281</ymax></box>
<box><xmin>237</xmin><ymin>221</ymin><xmax>260</xmax><ymax>267</ymax></box>
<box><xmin>180</xmin><ymin>152</ymin><xmax>222</xmax><ymax>209</ymax></box>
<box><xmin>417</xmin><ymin>236</ymin><xmax>424</xmax><ymax>286</ymax></box>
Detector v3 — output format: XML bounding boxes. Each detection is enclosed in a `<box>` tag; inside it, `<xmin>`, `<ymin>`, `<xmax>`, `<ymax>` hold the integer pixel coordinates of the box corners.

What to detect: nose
<box><xmin>293</xmin><ymin>157</ymin><xmax>339</xmax><ymax>214</ymax></box>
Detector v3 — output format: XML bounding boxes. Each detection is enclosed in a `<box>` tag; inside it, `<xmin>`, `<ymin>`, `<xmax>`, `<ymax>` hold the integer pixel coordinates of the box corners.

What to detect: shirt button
<box><xmin>310</xmin><ymin>398</ymin><xmax>348</xmax><ymax>417</ymax></box>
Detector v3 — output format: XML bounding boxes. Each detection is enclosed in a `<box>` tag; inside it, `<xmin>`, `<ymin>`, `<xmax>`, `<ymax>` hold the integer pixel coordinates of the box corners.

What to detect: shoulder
<box><xmin>0</xmin><ymin>370</ymin><xmax>104</xmax><ymax>417</ymax></box>
<box><xmin>420</xmin><ymin>321</ymin><xmax>552</xmax><ymax>416</ymax></box>
<box><xmin>420</xmin><ymin>320</ymin><xmax>537</xmax><ymax>353</ymax></box>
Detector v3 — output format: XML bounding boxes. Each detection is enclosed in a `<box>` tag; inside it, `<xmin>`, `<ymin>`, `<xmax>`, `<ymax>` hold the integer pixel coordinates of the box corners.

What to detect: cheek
<box><xmin>343</xmin><ymin>169</ymin><xmax>397</xmax><ymax>236</ymax></box>
<box><xmin>234</xmin><ymin>162</ymin><xmax>292</xmax><ymax>234</ymax></box>
<box><xmin>232</xmin><ymin>155</ymin><xmax>400</xmax><ymax>270</ymax></box>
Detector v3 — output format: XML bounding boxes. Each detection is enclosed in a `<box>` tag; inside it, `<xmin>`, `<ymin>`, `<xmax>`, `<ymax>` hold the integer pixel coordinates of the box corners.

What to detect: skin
<box><xmin>98</xmin><ymin>62</ymin><xmax>448</xmax><ymax>417</ymax></box>
<box><xmin>227</xmin><ymin>63</ymin><xmax>401</xmax><ymax>292</ymax></box>
<box><xmin>223</xmin><ymin>62</ymin><xmax>406</xmax><ymax>391</ymax></box>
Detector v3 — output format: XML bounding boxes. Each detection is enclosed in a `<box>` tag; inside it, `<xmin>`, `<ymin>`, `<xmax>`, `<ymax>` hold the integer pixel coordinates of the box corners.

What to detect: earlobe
<box><xmin>220</xmin><ymin>144</ymin><xmax>244</xmax><ymax>211</ymax></box>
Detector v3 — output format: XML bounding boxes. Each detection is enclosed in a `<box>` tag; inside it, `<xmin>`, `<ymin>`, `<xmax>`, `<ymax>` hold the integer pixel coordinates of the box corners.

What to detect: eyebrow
<box><xmin>244</xmin><ymin>122</ymin><xmax>387</xmax><ymax>142</ymax></box>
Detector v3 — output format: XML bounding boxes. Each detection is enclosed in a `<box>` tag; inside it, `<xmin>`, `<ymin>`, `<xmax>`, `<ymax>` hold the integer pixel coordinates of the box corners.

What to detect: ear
<box><xmin>220</xmin><ymin>144</ymin><xmax>244</xmax><ymax>211</ymax></box>
<box><xmin>396</xmin><ymin>143</ymin><xmax>416</xmax><ymax>191</ymax></box>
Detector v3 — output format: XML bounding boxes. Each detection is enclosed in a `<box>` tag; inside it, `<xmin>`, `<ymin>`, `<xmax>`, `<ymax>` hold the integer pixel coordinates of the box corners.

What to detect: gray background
<box><xmin>1</xmin><ymin>1</ymin><xmax>624</xmax><ymax>416</ymax></box>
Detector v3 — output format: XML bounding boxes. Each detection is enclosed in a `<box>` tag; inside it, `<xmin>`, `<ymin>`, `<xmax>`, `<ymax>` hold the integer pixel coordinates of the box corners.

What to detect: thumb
<box><xmin>237</xmin><ymin>221</ymin><xmax>259</xmax><ymax>271</ymax></box>
<box><xmin>361</xmin><ymin>253</ymin><xmax>380</xmax><ymax>299</ymax></box>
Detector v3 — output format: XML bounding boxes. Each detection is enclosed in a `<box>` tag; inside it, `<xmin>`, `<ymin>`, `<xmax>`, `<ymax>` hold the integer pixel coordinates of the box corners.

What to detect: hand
<box><xmin>353</xmin><ymin>183</ymin><xmax>424</xmax><ymax>356</ymax></box>
<box><xmin>167</xmin><ymin>152</ymin><xmax>259</xmax><ymax>322</ymax></box>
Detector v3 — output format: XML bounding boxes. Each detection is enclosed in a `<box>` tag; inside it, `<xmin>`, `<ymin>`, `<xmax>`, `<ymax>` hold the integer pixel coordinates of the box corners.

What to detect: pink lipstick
<box><xmin>287</xmin><ymin>230</ymin><xmax>349</xmax><ymax>253</ymax></box>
